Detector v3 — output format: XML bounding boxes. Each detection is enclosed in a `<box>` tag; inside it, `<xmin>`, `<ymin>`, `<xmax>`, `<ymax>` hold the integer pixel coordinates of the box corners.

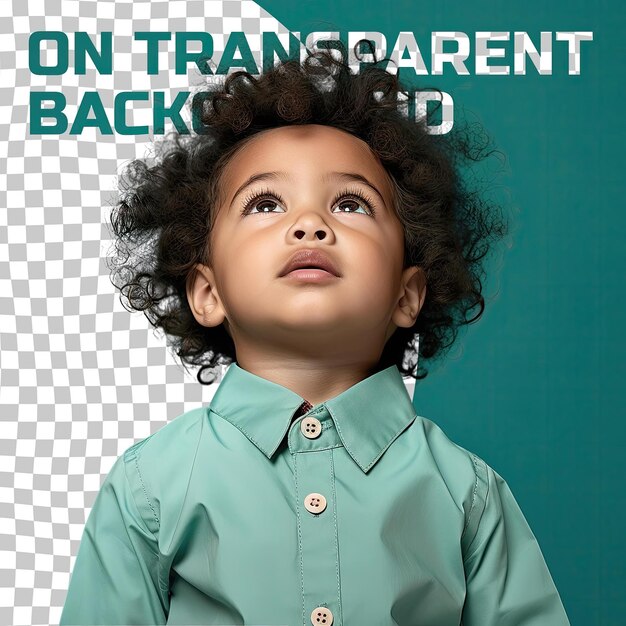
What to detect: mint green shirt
<box><xmin>60</xmin><ymin>363</ymin><xmax>570</xmax><ymax>625</ymax></box>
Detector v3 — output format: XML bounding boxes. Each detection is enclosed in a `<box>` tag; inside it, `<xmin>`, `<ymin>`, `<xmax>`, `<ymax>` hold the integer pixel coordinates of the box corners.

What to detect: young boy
<box><xmin>59</xmin><ymin>42</ymin><xmax>570</xmax><ymax>625</ymax></box>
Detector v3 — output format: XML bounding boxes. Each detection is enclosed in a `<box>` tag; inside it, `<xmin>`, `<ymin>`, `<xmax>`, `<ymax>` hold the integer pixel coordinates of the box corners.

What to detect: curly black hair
<box><xmin>108</xmin><ymin>39</ymin><xmax>509</xmax><ymax>384</ymax></box>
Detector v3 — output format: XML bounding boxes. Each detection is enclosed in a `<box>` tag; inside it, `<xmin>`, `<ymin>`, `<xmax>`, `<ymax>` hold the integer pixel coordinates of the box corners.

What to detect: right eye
<box><xmin>240</xmin><ymin>190</ymin><xmax>287</xmax><ymax>215</ymax></box>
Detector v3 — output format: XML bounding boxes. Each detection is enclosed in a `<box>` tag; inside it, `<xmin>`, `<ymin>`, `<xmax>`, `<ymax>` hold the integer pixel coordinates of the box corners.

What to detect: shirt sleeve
<box><xmin>461</xmin><ymin>457</ymin><xmax>570</xmax><ymax>626</ymax></box>
<box><xmin>59</xmin><ymin>449</ymin><xmax>169</xmax><ymax>625</ymax></box>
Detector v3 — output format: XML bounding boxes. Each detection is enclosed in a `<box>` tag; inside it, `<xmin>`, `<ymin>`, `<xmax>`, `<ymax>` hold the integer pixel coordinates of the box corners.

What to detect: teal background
<box><xmin>257</xmin><ymin>1</ymin><xmax>623</xmax><ymax>624</ymax></box>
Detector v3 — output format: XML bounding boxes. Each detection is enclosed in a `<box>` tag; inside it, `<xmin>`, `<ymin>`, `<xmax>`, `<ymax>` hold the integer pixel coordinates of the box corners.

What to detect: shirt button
<box><xmin>300</xmin><ymin>416</ymin><xmax>322</xmax><ymax>439</ymax></box>
<box><xmin>304</xmin><ymin>492</ymin><xmax>327</xmax><ymax>514</ymax></box>
<box><xmin>310</xmin><ymin>606</ymin><xmax>333</xmax><ymax>625</ymax></box>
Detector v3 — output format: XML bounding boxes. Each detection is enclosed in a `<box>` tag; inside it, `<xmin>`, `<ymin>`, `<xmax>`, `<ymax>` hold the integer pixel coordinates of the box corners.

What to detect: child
<box><xmin>60</xmin><ymin>41</ymin><xmax>570</xmax><ymax>625</ymax></box>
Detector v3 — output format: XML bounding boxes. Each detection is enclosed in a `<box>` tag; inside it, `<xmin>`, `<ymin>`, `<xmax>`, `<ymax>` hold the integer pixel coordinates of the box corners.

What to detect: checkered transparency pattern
<box><xmin>0</xmin><ymin>2</ymin><xmax>417</xmax><ymax>624</ymax></box>
<box><xmin>0</xmin><ymin>1</ymin><xmax>294</xmax><ymax>624</ymax></box>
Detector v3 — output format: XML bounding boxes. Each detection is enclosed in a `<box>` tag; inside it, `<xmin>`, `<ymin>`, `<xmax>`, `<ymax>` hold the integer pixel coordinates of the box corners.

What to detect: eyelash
<box><xmin>240</xmin><ymin>186</ymin><xmax>377</xmax><ymax>217</ymax></box>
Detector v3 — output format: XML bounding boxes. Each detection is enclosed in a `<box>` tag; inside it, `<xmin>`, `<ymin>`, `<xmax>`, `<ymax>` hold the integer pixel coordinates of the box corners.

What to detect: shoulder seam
<box><xmin>461</xmin><ymin>453</ymin><xmax>489</xmax><ymax>562</ymax></box>
<box><xmin>133</xmin><ymin>452</ymin><xmax>160</xmax><ymax>526</ymax></box>
<box><xmin>117</xmin><ymin>456</ymin><xmax>158</xmax><ymax>544</ymax></box>
<box><xmin>461</xmin><ymin>453</ymin><xmax>481</xmax><ymax>538</ymax></box>
<box><xmin>123</xmin><ymin>437</ymin><xmax>160</xmax><ymax>532</ymax></box>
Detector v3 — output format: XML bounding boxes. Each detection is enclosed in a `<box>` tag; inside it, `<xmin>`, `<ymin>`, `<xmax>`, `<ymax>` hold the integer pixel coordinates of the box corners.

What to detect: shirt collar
<box><xmin>208</xmin><ymin>362</ymin><xmax>417</xmax><ymax>473</ymax></box>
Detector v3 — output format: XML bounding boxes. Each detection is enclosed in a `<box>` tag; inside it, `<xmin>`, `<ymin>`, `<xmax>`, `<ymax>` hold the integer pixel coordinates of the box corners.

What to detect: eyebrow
<box><xmin>229</xmin><ymin>172</ymin><xmax>290</xmax><ymax>209</ymax></box>
<box><xmin>228</xmin><ymin>170</ymin><xmax>388</xmax><ymax>210</ymax></box>
<box><xmin>323</xmin><ymin>172</ymin><xmax>387</xmax><ymax>205</ymax></box>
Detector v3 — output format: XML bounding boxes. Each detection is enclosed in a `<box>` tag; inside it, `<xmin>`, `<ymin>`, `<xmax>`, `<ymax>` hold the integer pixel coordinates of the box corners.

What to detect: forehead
<box><xmin>218</xmin><ymin>124</ymin><xmax>394</xmax><ymax>197</ymax></box>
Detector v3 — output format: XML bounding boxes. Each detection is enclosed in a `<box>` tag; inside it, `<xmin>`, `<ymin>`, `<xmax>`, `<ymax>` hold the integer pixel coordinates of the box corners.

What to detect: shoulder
<box><xmin>411</xmin><ymin>414</ymin><xmax>488</xmax><ymax>482</ymax></box>
<box><xmin>116</xmin><ymin>405</ymin><xmax>210</xmax><ymax>534</ymax></box>
<box><xmin>122</xmin><ymin>404</ymin><xmax>209</xmax><ymax>468</ymax></box>
<box><xmin>410</xmin><ymin>415</ymin><xmax>490</xmax><ymax>544</ymax></box>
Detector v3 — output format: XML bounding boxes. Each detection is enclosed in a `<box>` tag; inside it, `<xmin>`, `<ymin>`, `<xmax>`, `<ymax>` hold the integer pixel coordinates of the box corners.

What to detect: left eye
<box><xmin>251</xmin><ymin>199</ymin><xmax>284</xmax><ymax>213</ymax></box>
<box><xmin>333</xmin><ymin>197</ymin><xmax>370</xmax><ymax>215</ymax></box>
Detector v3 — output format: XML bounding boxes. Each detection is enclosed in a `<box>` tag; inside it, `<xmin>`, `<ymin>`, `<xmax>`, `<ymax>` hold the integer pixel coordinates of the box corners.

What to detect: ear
<box><xmin>391</xmin><ymin>266</ymin><xmax>427</xmax><ymax>329</ymax></box>
<box><xmin>186</xmin><ymin>264</ymin><xmax>227</xmax><ymax>328</ymax></box>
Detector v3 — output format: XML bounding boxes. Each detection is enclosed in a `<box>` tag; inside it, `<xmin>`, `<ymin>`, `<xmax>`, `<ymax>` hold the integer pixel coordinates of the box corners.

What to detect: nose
<box><xmin>289</xmin><ymin>211</ymin><xmax>334</xmax><ymax>242</ymax></box>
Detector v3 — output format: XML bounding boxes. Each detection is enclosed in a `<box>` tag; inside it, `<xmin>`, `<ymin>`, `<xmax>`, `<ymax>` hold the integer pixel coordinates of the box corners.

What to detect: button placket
<box><xmin>293</xmin><ymin>407</ymin><xmax>342</xmax><ymax>625</ymax></box>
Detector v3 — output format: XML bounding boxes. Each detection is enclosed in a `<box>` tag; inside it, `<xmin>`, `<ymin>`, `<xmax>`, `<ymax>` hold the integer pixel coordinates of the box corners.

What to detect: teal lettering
<box><xmin>261</xmin><ymin>32</ymin><xmax>301</xmax><ymax>71</ymax></box>
<box><xmin>29</xmin><ymin>31</ymin><xmax>68</xmax><ymax>75</ymax></box>
<box><xmin>175</xmin><ymin>32</ymin><xmax>214</xmax><ymax>75</ymax></box>
<box><xmin>69</xmin><ymin>92</ymin><xmax>113</xmax><ymax>134</ymax></box>
<box><xmin>75</xmin><ymin>31</ymin><xmax>112</xmax><ymax>74</ymax></box>
<box><xmin>217</xmin><ymin>32</ymin><xmax>258</xmax><ymax>74</ymax></box>
<box><xmin>153</xmin><ymin>91</ymin><xmax>190</xmax><ymax>134</ymax></box>
<box><xmin>30</xmin><ymin>91</ymin><xmax>68</xmax><ymax>133</ymax></box>
<box><xmin>134</xmin><ymin>32</ymin><xmax>172</xmax><ymax>74</ymax></box>
<box><xmin>115</xmin><ymin>92</ymin><xmax>150</xmax><ymax>135</ymax></box>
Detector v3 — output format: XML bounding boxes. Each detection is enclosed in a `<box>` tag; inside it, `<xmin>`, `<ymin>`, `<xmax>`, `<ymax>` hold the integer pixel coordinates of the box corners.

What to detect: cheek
<box><xmin>235</xmin><ymin>234</ymin><xmax>278</xmax><ymax>277</ymax></box>
<box><xmin>218</xmin><ymin>238</ymin><xmax>276</xmax><ymax>304</ymax></box>
<box><xmin>347</xmin><ymin>240</ymin><xmax>402</xmax><ymax>303</ymax></box>
<box><xmin>355</xmin><ymin>231</ymin><xmax>404</xmax><ymax>294</ymax></box>
<box><xmin>352</xmin><ymin>228</ymin><xmax>402</xmax><ymax>275</ymax></box>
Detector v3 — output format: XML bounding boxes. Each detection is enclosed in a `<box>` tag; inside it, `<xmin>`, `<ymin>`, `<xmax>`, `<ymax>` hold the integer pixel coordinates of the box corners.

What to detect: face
<box><xmin>187</xmin><ymin>124</ymin><xmax>426</xmax><ymax>365</ymax></box>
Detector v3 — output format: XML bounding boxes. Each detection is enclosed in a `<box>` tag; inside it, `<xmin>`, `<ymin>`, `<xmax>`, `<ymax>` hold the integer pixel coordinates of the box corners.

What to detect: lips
<box><xmin>278</xmin><ymin>248</ymin><xmax>341</xmax><ymax>277</ymax></box>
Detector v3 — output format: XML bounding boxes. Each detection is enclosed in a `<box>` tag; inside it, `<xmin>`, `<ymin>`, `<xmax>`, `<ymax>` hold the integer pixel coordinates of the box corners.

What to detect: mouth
<box><xmin>286</xmin><ymin>266</ymin><xmax>331</xmax><ymax>273</ymax></box>
<box><xmin>278</xmin><ymin>249</ymin><xmax>341</xmax><ymax>278</ymax></box>
<box><xmin>281</xmin><ymin>268</ymin><xmax>339</xmax><ymax>283</ymax></box>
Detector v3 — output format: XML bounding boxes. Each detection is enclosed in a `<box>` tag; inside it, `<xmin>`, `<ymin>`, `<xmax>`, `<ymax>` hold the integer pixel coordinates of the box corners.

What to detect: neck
<box><xmin>235</xmin><ymin>357</ymin><xmax>380</xmax><ymax>406</ymax></box>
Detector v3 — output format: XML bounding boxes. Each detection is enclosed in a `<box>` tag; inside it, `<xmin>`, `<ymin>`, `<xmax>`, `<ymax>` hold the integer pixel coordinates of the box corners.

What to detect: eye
<box><xmin>240</xmin><ymin>188</ymin><xmax>287</xmax><ymax>215</ymax></box>
<box><xmin>331</xmin><ymin>188</ymin><xmax>377</xmax><ymax>216</ymax></box>
<box><xmin>239</xmin><ymin>186</ymin><xmax>377</xmax><ymax>217</ymax></box>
